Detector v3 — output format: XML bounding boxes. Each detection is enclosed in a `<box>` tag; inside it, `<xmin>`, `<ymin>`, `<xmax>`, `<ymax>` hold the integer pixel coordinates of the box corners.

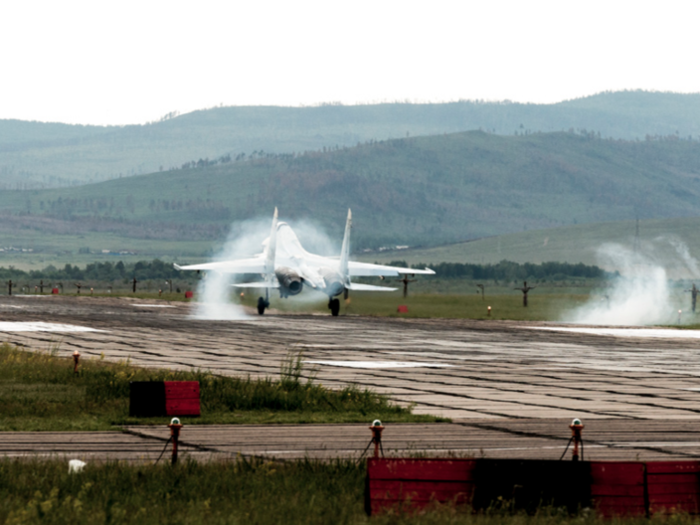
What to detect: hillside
<box><xmin>1</xmin><ymin>130</ymin><xmax>700</xmax><ymax>267</ymax></box>
<box><xmin>2</xmin><ymin>90</ymin><xmax>700</xmax><ymax>188</ymax></box>
<box><xmin>369</xmin><ymin>216</ymin><xmax>700</xmax><ymax>279</ymax></box>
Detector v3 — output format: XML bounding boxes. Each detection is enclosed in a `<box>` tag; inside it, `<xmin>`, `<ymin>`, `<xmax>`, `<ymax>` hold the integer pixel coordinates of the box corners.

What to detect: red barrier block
<box><xmin>647</xmin><ymin>461</ymin><xmax>700</xmax><ymax>516</ymax></box>
<box><xmin>367</xmin><ymin>458</ymin><xmax>476</xmax><ymax>515</ymax></box>
<box><xmin>185</xmin><ymin>291</ymin><xmax>193</xmax><ymax>299</ymax></box>
<box><xmin>590</xmin><ymin>462</ymin><xmax>646</xmax><ymax>517</ymax></box>
<box><xmin>164</xmin><ymin>381</ymin><xmax>200</xmax><ymax>417</ymax></box>
<box><xmin>648</xmin><ymin>461</ymin><xmax>700</xmax><ymax>474</ymax></box>
<box><xmin>369</xmin><ymin>458</ymin><xmax>476</xmax><ymax>482</ymax></box>
<box><xmin>591</xmin><ymin>462</ymin><xmax>645</xmax><ymax>485</ymax></box>
<box><xmin>397</xmin><ymin>305</ymin><xmax>408</xmax><ymax>313</ymax></box>
<box><xmin>52</xmin><ymin>288</ymin><xmax>59</xmax><ymax>294</ymax></box>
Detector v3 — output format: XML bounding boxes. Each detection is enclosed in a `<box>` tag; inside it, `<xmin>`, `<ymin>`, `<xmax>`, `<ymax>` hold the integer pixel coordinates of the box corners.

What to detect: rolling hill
<box><xmin>2</xmin><ymin>90</ymin><xmax>700</xmax><ymax>189</ymax></box>
<box><xmin>368</xmin><ymin>216</ymin><xmax>700</xmax><ymax>279</ymax></box>
<box><xmin>1</xmin><ymin>129</ymin><xmax>700</xmax><ymax>270</ymax></box>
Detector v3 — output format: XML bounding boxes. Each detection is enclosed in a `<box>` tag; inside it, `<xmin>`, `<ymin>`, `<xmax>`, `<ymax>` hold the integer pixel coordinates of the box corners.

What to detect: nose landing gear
<box><xmin>257</xmin><ymin>296</ymin><xmax>270</xmax><ymax>315</ymax></box>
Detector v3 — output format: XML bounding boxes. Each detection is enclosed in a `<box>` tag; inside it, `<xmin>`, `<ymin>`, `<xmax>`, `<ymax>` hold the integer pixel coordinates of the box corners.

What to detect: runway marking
<box><xmin>306</xmin><ymin>360</ymin><xmax>455</xmax><ymax>369</ymax></box>
<box><xmin>0</xmin><ymin>322</ymin><xmax>105</xmax><ymax>333</ymax></box>
<box><xmin>530</xmin><ymin>327</ymin><xmax>700</xmax><ymax>339</ymax></box>
<box><xmin>132</xmin><ymin>304</ymin><xmax>176</xmax><ymax>308</ymax></box>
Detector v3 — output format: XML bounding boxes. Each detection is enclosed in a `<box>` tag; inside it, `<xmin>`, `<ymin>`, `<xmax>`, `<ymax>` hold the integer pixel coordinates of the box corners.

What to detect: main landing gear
<box><xmin>328</xmin><ymin>298</ymin><xmax>340</xmax><ymax>317</ymax></box>
<box><xmin>257</xmin><ymin>297</ymin><xmax>270</xmax><ymax>315</ymax></box>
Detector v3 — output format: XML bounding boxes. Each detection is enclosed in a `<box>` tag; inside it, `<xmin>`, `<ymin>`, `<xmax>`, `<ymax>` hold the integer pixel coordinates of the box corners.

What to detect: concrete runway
<box><xmin>3</xmin><ymin>294</ymin><xmax>700</xmax><ymax>461</ymax></box>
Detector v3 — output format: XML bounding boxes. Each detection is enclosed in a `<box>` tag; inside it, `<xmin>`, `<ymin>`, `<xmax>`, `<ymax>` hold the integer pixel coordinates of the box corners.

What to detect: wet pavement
<box><xmin>3</xmin><ymin>294</ymin><xmax>700</xmax><ymax>461</ymax></box>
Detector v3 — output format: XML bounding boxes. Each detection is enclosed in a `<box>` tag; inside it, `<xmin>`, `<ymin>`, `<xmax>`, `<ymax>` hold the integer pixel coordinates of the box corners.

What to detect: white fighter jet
<box><xmin>174</xmin><ymin>208</ymin><xmax>435</xmax><ymax>316</ymax></box>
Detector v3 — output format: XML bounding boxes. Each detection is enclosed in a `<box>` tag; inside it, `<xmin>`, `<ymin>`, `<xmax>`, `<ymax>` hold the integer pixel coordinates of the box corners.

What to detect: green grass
<box><xmin>0</xmin><ymin>345</ymin><xmax>440</xmax><ymax>432</ymax></box>
<box><xmin>234</xmin><ymin>289</ymin><xmax>593</xmax><ymax>321</ymax></box>
<box><xmin>0</xmin><ymin>458</ymin><xmax>679</xmax><ymax>525</ymax></box>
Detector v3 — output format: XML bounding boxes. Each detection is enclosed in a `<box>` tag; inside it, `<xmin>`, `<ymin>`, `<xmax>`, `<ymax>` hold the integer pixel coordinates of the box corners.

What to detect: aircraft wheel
<box><xmin>330</xmin><ymin>298</ymin><xmax>340</xmax><ymax>317</ymax></box>
<box><xmin>257</xmin><ymin>297</ymin><xmax>267</xmax><ymax>315</ymax></box>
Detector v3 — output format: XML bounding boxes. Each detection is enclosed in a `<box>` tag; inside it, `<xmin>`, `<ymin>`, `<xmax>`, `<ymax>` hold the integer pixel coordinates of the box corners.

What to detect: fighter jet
<box><xmin>174</xmin><ymin>208</ymin><xmax>435</xmax><ymax>316</ymax></box>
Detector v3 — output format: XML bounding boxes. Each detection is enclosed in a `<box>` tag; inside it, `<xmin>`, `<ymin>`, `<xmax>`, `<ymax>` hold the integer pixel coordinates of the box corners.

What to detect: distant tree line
<box><xmin>386</xmin><ymin>260</ymin><xmax>611</xmax><ymax>281</ymax></box>
<box><xmin>0</xmin><ymin>260</ymin><xmax>185</xmax><ymax>282</ymax></box>
<box><xmin>0</xmin><ymin>259</ymin><xmax>611</xmax><ymax>285</ymax></box>
<box><xmin>0</xmin><ymin>258</ymin><xmax>610</xmax><ymax>289</ymax></box>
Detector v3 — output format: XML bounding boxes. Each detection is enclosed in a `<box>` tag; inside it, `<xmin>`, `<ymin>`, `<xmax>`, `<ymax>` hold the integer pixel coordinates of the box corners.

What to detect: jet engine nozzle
<box><xmin>275</xmin><ymin>267</ymin><xmax>304</xmax><ymax>297</ymax></box>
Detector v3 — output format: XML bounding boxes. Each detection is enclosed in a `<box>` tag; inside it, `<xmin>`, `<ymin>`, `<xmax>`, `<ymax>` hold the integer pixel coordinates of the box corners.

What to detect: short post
<box><xmin>487</xmin><ymin>306</ymin><xmax>492</xmax><ymax>317</ymax></box>
<box><xmin>169</xmin><ymin>417</ymin><xmax>183</xmax><ymax>465</ymax></box>
<box><xmin>570</xmin><ymin>418</ymin><xmax>584</xmax><ymax>461</ymax></box>
<box><xmin>8</xmin><ymin>279</ymin><xmax>12</xmax><ymax>296</ymax></box>
<box><xmin>370</xmin><ymin>419</ymin><xmax>384</xmax><ymax>458</ymax></box>
<box><xmin>72</xmin><ymin>350</ymin><xmax>80</xmax><ymax>374</ymax></box>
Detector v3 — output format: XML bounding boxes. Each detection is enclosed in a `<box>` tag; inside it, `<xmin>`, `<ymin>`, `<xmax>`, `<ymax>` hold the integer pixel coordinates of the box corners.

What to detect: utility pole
<box><xmin>515</xmin><ymin>281</ymin><xmax>536</xmax><ymax>307</ymax></box>
<box><xmin>687</xmin><ymin>284</ymin><xmax>699</xmax><ymax>313</ymax></box>
<box><xmin>396</xmin><ymin>275</ymin><xmax>416</xmax><ymax>298</ymax></box>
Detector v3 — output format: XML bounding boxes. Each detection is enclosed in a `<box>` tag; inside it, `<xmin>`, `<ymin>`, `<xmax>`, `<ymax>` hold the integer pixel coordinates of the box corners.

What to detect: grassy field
<box><xmin>234</xmin><ymin>287</ymin><xmax>595</xmax><ymax>321</ymax></box>
<box><xmin>0</xmin><ymin>230</ymin><xmax>213</xmax><ymax>271</ymax></box>
<box><xmin>0</xmin><ymin>344</ymin><xmax>440</xmax><ymax>432</ymax></box>
<box><xmin>0</xmin><ymin>458</ymin><xmax>670</xmax><ymax>525</ymax></box>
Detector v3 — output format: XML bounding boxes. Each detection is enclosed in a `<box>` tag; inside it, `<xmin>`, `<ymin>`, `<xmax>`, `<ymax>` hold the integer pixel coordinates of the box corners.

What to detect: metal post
<box><xmin>72</xmin><ymin>350</ymin><xmax>80</xmax><ymax>374</ymax></box>
<box><xmin>570</xmin><ymin>418</ymin><xmax>584</xmax><ymax>461</ymax></box>
<box><xmin>168</xmin><ymin>418</ymin><xmax>183</xmax><ymax>465</ymax></box>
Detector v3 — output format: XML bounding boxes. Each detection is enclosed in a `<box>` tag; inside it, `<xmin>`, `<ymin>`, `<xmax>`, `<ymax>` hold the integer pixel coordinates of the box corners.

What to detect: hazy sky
<box><xmin>3</xmin><ymin>0</ymin><xmax>699</xmax><ymax>125</ymax></box>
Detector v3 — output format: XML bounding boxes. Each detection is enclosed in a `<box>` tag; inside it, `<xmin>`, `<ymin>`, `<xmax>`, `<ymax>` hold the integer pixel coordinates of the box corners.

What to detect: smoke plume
<box><xmin>564</xmin><ymin>238</ymin><xmax>699</xmax><ymax>326</ymax></box>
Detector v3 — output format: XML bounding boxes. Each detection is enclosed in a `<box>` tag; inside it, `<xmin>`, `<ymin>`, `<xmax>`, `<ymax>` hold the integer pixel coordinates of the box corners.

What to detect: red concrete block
<box><xmin>164</xmin><ymin>381</ymin><xmax>200</xmax><ymax>416</ymax></box>
<box><xmin>368</xmin><ymin>458</ymin><xmax>476</xmax><ymax>482</ymax></box>
<box><xmin>647</xmin><ymin>461</ymin><xmax>700</xmax><ymax>474</ymax></box>
<box><xmin>591</xmin><ymin>462</ymin><xmax>645</xmax><ymax>485</ymax></box>
<box><xmin>648</xmin><ymin>474</ymin><xmax>699</xmax><ymax>485</ymax></box>
<box><xmin>164</xmin><ymin>381</ymin><xmax>200</xmax><ymax>399</ymax></box>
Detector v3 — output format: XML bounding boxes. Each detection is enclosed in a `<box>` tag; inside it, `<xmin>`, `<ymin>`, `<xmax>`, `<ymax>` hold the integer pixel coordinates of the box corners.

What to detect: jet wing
<box><xmin>232</xmin><ymin>282</ymin><xmax>280</xmax><ymax>288</ymax></box>
<box><xmin>347</xmin><ymin>261</ymin><xmax>435</xmax><ymax>277</ymax></box>
<box><xmin>174</xmin><ymin>257</ymin><xmax>266</xmax><ymax>274</ymax></box>
<box><xmin>347</xmin><ymin>283</ymin><xmax>397</xmax><ymax>292</ymax></box>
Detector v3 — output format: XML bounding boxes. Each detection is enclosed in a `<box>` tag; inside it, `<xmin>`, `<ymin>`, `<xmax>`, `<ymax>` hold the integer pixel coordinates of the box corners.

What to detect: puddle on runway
<box><xmin>0</xmin><ymin>322</ymin><xmax>105</xmax><ymax>332</ymax></box>
<box><xmin>531</xmin><ymin>327</ymin><xmax>700</xmax><ymax>339</ymax></box>
<box><xmin>305</xmin><ymin>360</ymin><xmax>455</xmax><ymax>369</ymax></box>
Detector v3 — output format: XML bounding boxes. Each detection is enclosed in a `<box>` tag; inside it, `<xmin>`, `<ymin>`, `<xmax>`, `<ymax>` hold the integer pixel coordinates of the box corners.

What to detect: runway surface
<box><xmin>3</xmin><ymin>420</ymin><xmax>700</xmax><ymax>462</ymax></box>
<box><xmin>3</xmin><ymin>294</ymin><xmax>700</xmax><ymax>461</ymax></box>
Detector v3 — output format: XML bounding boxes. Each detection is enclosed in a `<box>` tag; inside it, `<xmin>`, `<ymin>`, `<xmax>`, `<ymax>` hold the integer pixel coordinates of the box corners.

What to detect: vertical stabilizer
<box><xmin>339</xmin><ymin>209</ymin><xmax>352</xmax><ymax>282</ymax></box>
<box><xmin>265</xmin><ymin>208</ymin><xmax>278</xmax><ymax>276</ymax></box>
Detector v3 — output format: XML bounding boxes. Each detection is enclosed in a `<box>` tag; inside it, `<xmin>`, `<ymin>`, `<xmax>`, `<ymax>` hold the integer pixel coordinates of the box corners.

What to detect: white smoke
<box><xmin>191</xmin><ymin>217</ymin><xmax>269</xmax><ymax>320</ymax></box>
<box><xmin>565</xmin><ymin>238</ymin><xmax>699</xmax><ymax>326</ymax></box>
<box><xmin>192</xmin><ymin>212</ymin><xmax>339</xmax><ymax>319</ymax></box>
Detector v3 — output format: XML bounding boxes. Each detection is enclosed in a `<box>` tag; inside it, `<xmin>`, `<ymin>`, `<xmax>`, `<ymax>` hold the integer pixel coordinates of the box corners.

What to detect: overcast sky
<box><xmin>2</xmin><ymin>0</ymin><xmax>699</xmax><ymax>126</ymax></box>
